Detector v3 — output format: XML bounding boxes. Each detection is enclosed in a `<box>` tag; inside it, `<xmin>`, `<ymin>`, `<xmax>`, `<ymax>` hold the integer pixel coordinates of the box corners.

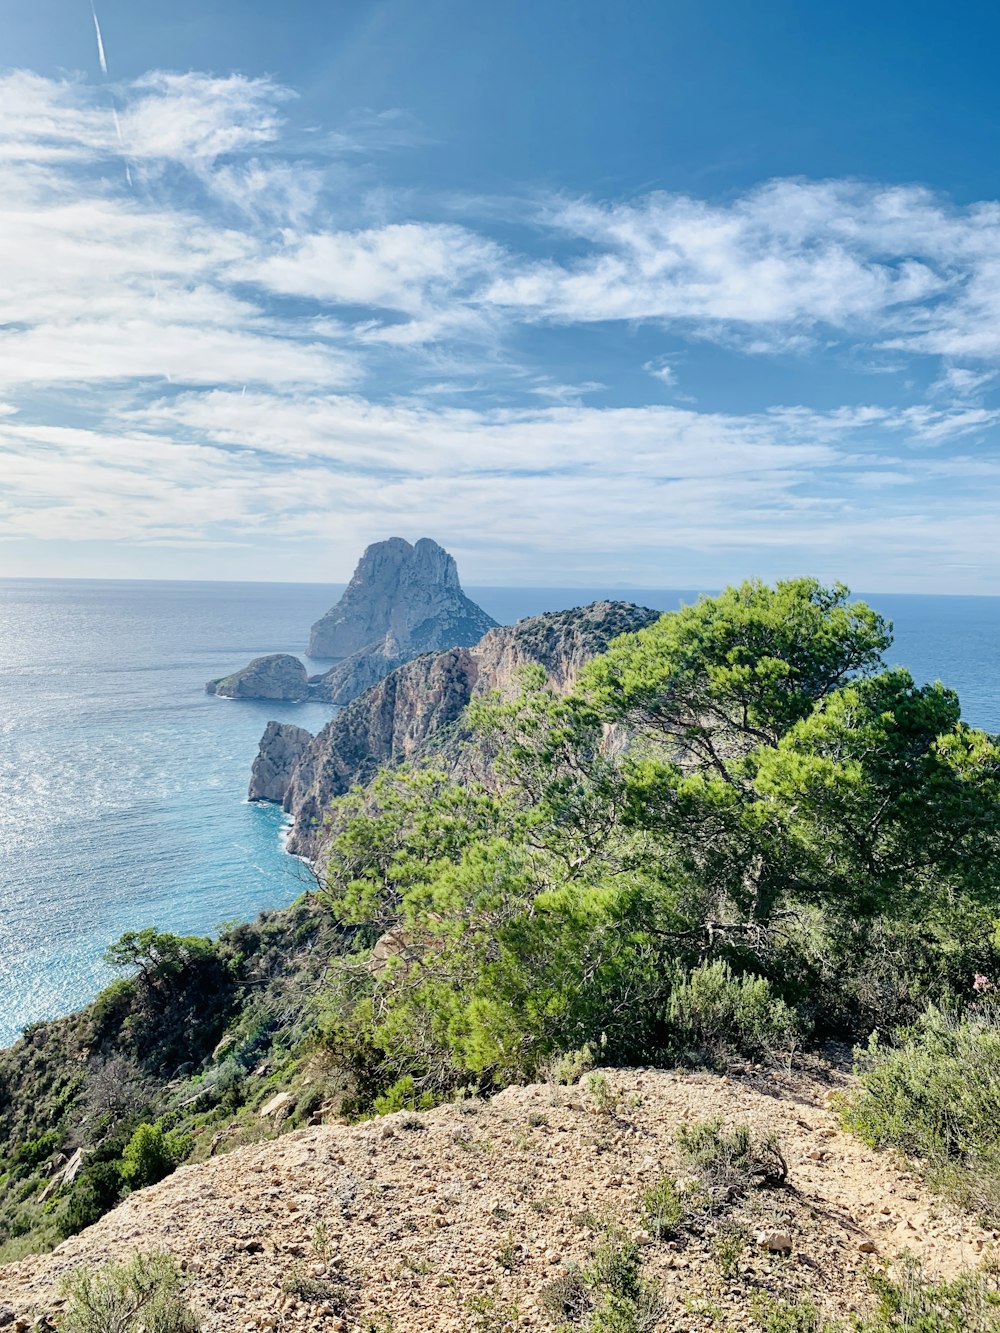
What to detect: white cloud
<box><xmin>1</xmin><ymin>68</ymin><xmax>1000</xmax><ymax>586</ymax></box>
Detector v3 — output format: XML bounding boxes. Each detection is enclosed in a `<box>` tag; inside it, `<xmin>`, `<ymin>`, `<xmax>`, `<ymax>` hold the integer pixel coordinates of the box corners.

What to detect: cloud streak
<box><xmin>0</xmin><ymin>69</ymin><xmax>999</xmax><ymax>587</ymax></box>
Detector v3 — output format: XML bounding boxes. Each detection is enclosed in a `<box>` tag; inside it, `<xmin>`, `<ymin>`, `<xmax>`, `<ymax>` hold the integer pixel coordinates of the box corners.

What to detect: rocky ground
<box><xmin>0</xmin><ymin>1063</ymin><xmax>994</xmax><ymax>1332</ymax></box>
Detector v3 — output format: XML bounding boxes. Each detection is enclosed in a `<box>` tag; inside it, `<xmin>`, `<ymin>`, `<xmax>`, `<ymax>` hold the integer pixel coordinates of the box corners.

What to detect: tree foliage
<box><xmin>313</xmin><ymin>579</ymin><xmax>1000</xmax><ymax>1107</ymax></box>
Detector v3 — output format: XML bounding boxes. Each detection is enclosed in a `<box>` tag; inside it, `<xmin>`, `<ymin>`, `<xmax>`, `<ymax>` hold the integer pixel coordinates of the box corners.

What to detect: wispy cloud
<box><xmin>1</xmin><ymin>69</ymin><xmax>1000</xmax><ymax>586</ymax></box>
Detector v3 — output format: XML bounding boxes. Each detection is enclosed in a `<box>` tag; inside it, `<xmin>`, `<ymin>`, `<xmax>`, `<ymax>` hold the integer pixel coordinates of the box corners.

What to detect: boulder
<box><xmin>207</xmin><ymin>654</ymin><xmax>309</xmax><ymax>702</ymax></box>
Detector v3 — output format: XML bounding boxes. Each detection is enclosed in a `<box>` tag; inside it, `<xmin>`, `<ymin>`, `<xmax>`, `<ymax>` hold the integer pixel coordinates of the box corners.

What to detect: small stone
<box><xmin>259</xmin><ymin>1092</ymin><xmax>294</xmax><ymax>1120</ymax></box>
<box><xmin>757</xmin><ymin>1229</ymin><xmax>793</xmax><ymax>1253</ymax></box>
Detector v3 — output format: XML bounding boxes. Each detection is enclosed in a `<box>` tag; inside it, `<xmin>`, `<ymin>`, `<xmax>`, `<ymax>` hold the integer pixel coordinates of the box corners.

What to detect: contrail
<box><xmin>90</xmin><ymin>1</ymin><xmax>108</xmax><ymax>75</ymax></box>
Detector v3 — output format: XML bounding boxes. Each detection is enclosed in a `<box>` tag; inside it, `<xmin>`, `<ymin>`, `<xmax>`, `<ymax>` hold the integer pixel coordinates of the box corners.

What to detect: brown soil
<box><xmin>0</xmin><ymin>1063</ymin><xmax>993</xmax><ymax>1332</ymax></box>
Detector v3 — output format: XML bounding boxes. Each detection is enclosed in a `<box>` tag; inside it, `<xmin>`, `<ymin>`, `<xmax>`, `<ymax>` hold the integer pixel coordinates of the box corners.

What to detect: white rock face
<box><xmin>308</xmin><ymin>537</ymin><xmax>497</xmax><ymax>659</ymax></box>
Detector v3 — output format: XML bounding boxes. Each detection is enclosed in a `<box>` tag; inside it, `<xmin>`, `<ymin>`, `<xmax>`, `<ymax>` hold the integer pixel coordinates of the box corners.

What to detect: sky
<box><xmin>3</xmin><ymin>1</ymin><xmax>1000</xmax><ymax>589</ymax></box>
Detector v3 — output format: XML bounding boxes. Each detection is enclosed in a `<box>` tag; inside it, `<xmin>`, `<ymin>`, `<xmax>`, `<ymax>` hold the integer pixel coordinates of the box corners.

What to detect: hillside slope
<box><xmin>1</xmin><ymin>1063</ymin><xmax>993</xmax><ymax>1332</ymax></box>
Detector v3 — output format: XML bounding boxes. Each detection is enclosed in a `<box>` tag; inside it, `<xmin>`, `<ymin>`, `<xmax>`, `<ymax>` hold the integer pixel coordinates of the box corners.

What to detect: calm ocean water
<box><xmin>0</xmin><ymin>579</ymin><xmax>998</xmax><ymax>1048</ymax></box>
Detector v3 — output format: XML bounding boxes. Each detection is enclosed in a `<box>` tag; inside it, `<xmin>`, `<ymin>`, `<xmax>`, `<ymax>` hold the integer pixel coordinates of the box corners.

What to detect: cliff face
<box><xmin>307</xmin><ymin>635</ymin><xmax>407</xmax><ymax>704</ymax></box>
<box><xmin>255</xmin><ymin>601</ymin><xmax>659</xmax><ymax>859</ymax></box>
<box><xmin>282</xmin><ymin>648</ymin><xmax>479</xmax><ymax>855</ymax></box>
<box><xmin>307</xmin><ymin>537</ymin><xmax>497</xmax><ymax>659</ymax></box>
<box><xmin>248</xmin><ymin>721</ymin><xmax>314</xmax><ymax>802</ymax></box>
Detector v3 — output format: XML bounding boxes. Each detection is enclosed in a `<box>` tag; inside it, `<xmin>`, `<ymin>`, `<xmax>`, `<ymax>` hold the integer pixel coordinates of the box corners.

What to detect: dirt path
<box><xmin>0</xmin><ymin>1064</ymin><xmax>993</xmax><ymax>1331</ymax></box>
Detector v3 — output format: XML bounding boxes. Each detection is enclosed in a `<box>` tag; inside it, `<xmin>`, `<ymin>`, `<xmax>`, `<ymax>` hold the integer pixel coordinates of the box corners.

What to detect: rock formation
<box><xmin>307</xmin><ymin>537</ymin><xmax>497</xmax><ymax>659</ymax></box>
<box><xmin>251</xmin><ymin>600</ymin><xmax>660</xmax><ymax>859</ymax></box>
<box><xmin>307</xmin><ymin>633</ymin><xmax>408</xmax><ymax>705</ymax></box>
<box><xmin>248</xmin><ymin>721</ymin><xmax>314</xmax><ymax>802</ymax></box>
<box><xmin>206</xmin><ymin>654</ymin><xmax>309</xmax><ymax>701</ymax></box>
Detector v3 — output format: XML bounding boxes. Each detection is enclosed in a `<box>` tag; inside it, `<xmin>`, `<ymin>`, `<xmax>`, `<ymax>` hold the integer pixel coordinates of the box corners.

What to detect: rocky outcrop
<box><xmin>283</xmin><ymin>648</ymin><xmax>478</xmax><ymax>854</ymax></box>
<box><xmin>308</xmin><ymin>537</ymin><xmax>497</xmax><ymax>659</ymax></box>
<box><xmin>248</xmin><ymin>722</ymin><xmax>315</xmax><ymax>802</ymax></box>
<box><xmin>206</xmin><ymin>655</ymin><xmax>309</xmax><ymax>702</ymax></box>
<box><xmin>254</xmin><ymin>601</ymin><xmax>660</xmax><ymax>859</ymax></box>
<box><xmin>307</xmin><ymin>634</ymin><xmax>407</xmax><ymax>704</ymax></box>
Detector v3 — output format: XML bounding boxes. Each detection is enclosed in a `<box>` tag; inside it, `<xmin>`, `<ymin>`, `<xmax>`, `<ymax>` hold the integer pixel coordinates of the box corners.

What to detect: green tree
<box><xmin>315</xmin><ymin>579</ymin><xmax>1000</xmax><ymax>1104</ymax></box>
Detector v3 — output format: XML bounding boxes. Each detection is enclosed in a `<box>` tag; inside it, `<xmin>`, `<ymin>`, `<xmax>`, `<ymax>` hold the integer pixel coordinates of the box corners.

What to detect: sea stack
<box><xmin>308</xmin><ymin>537</ymin><xmax>497</xmax><ymax>659</ymax></box>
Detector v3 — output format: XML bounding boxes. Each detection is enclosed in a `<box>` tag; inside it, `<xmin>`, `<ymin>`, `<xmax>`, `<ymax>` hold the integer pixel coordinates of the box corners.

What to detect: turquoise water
<box><xmin>0</xmin><ymin>579</ymin><xmax>998</xmax><ymax>1047</ymax></box>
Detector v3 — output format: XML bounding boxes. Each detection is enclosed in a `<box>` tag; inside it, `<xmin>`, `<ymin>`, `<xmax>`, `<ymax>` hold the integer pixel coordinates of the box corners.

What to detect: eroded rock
<box><xmin>207</xmin><ymin>655</ymin><xmax>309</xmax><ymax>702</ymax></box>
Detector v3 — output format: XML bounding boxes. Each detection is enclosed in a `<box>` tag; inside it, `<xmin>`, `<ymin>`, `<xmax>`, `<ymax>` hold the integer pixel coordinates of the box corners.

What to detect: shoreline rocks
<box><xmin>248</xmin><ymin>722</ymin><xmax>315</xmax><ymax>802</ymax></box>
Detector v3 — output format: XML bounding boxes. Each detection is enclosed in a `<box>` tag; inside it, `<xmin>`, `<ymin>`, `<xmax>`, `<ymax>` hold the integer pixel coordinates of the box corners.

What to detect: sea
<box><xmin>0</xmin><ymin>579</ymin><xmax>998</xmax><ymax>1050</ymax></box>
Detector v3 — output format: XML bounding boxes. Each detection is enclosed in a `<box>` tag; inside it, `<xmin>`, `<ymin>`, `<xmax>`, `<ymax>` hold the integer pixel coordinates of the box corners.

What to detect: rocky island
<box><xmin>205</xmin><ymin>537</ymin><xmax>498</xmax><ymax>706</ymax></box>
<box><xmin>205</xmin><ymin>654</ymin><xmax>309</xmax><ymax>701</ymax></box>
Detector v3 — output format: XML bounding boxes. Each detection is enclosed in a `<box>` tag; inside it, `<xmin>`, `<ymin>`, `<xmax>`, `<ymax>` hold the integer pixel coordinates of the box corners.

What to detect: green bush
<box><xmin>586</xmin><ymin>1232</ymin><xmax>665</xmax><ymax>1333</ymax></box>
<box><xmin>842</xmin><ymin>1003</ymin><xmax>1000</xmax><ymax>1219</ymax></box>
<box><xmin>675</xmin><ymin>1118</ymin><xmax>787</xmax><ymax>1214</ymax></box>
<box><xmin>59</xmin><ymin>1161</ymin><xmax>122</xmax><ymax>1237</ymax></box>
<box><xmin>751</xmin><ymin>1256</ymin><xmax>1000</xmax><ymax>1331</ymax></box>
<box><xmin>639</xmin><ymin>1176</ymin><xmax>685</xmax><ymax>1241</ymax></box>
<box><xmin>59</xmin><ymin>1251</ymin><xmax>199</xmax><ymax>1333</ymax></box>
<box><xmin>667</xmin><ymin>961</ymin><xmax>802</xmax><ymax>1063</ymax></box>
<box><xmin>120</xmin><ymin>1123</ymin><xmax>192</xmax><ymax>1191</ymax></box>
<box><xmin>11</xmin><ymin>1131</ymin><xmax>60</xmax><ymax>1172</ymax></box>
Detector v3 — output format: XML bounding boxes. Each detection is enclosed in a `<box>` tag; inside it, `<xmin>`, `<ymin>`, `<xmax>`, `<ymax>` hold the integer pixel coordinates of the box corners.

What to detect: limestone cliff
<box><xmin>307</xmin><ymin>537</ymin><xmax>497</xmax><ymax>659</ymax></box>
<box><xmin>253</xmin><ymin>601</ymin><xmax>659</xmax><ymax>859</ymax></box>
<box><xmin>248</xmin><ymin>721</ymin><xmax>314</xmax><ymax>802</ymax></box>
<box><xmin>306</xmin><ymin>633</ymin><xmax>407</xmax><ymax>704</ymax></box>
<box><xmin>206</xmin><ymin>654</ymin><xmax>309</xmax><ymax>702</ymax></box>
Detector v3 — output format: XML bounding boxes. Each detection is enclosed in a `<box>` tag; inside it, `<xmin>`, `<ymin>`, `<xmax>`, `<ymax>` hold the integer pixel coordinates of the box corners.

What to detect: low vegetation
<box><xmin>841</xmin><ymin>998</ymin><xmax>1000</xmax><ymax>1221</ymax></box>
<box><xmin>0</xmin><ymin>900</ymin><xmax>342</xmax><ymax>1259</ymax></box>
<box><xmin>751</xmin><ymin>1256</ymin><xmax>1000</xmax><ymax>1332</ymax></box>
<box><xmin>58</xmin><ymin>1251</ymin><xmax>199</xmax><ymax>1333</ymax></box>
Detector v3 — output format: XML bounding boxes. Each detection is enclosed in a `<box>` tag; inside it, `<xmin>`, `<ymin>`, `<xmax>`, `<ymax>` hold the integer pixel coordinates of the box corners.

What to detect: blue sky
<box><xmin>3</xmin><ymin>0</ymin><xmax>1000</xmax><ymax>588</ymax></box>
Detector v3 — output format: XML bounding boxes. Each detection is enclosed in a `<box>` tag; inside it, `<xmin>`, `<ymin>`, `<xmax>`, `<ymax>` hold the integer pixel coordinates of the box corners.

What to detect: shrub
<box><xmin>282</xmin><ymin>1274</ymin><xmax>351</xmax><ymax>1310</ymax></box>
<box><xmin>584</xmin><ymin>1072</ymin><xmax>618</xmax><ymax>1113</ymax></box>
<box><xmin>841</xmin><ymin>1003</ymin><xmax>1000</xmax><ymax>1219</ymax></box>
<box><xmin>59</xmin><ymin>1251</ymin><xmax>199</xmax><ymax>1333</ymax></box>
<box><xmin>675</xmin><ymin>1118</ymin><xmax>787</xmax><ymax>1214</ymax></box>
<box><xmin>59</xmin><ymin>1161</ymin><xmax>122</xmax><ymax>1237</ymax></box>
<box><xmin>751</xmin><ymin>1257</ymin><xmax>1000</xmax><ymax>1332</ymax></box>
<box><xmin>120</xmin><ymin>1123</ymin><xmax>192</xmax><ymax>1191</ymax></box>
<box><xmin>547</xmin><ymin>1044</ymin><xmax>596</xmax><ymax>1086</ymax></box>
<box><xmin>586</xmin><ymin>1232</ymin><xmax>665</xmax><ymax>1333</ymax></box>
<box><xmin>863</xmin><ymin>1255</ymin><xmax>1000</xmax><ymax>1332</ymax></box>
<box><xmin>750</xmin><ymin>1294</ymin><xmax>832</xmax><ymax>1333</ymax></box>
<box><xmin>373</xmin><ymin>1075</ymin><xmax>435</xmax><ymax>1116</ymax></box>
<box><xmin>639</xmin><ymin>1176</ymin><xmax>685</xmax><ymax>1241</ymax></box>
<box><xmin>667</xmin><ymin>961</ymin><xmax>802</xmax><ymax>1063</ymax></box>
<box><xmin>12</xmin><ymin>1131</ymin><xmax>59</xmax><ymax>1171</ymax></box>
<box><xmin>539</xmin><ymin>1267</ymin><xmax>590</xmax><ymax>1324</ymax></box>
